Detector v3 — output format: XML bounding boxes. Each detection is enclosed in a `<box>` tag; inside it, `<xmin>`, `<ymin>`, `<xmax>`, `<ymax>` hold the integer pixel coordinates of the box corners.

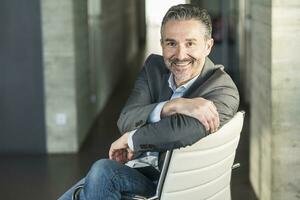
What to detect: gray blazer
<box><xmin>117</xmin><ymin>54</ymin><xmax>239</xmax><ymax>153</ymax></box>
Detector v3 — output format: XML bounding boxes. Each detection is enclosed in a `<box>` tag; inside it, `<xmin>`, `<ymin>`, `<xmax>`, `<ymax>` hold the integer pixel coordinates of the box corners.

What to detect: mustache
<box><xmin>169</xmin><ymin>57</ymin><xmax>197</xmax><ymax>65</ymax></box>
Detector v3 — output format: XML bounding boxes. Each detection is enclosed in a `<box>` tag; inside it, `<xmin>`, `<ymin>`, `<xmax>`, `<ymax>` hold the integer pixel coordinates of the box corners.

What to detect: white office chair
<box><xmin>122</xmin><ymin>111</ymin><xmax>245</xmax><ymax>200</ymax></box>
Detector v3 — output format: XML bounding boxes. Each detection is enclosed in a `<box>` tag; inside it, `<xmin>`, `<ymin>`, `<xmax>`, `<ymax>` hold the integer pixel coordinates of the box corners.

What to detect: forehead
<box><xmin>161</xmin><ymin>19</ymin><xmax>206</xmax><ymax>39</ymax></box>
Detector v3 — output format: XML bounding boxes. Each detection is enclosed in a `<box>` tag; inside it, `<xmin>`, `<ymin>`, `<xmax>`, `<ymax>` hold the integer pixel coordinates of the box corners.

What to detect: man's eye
<box><xmin>166</xmin><ymin>42</ymin><xmax>176</xmax><ymax>47</ymax></box>
<box><xmin>186</xmin><ymin>42</ymin><xmax>194</xmax><ymax>47</ymax></box>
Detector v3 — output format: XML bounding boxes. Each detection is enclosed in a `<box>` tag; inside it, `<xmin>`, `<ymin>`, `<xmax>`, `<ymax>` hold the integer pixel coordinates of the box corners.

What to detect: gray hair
<box><xmin>161</xmin><ymin>4</ymin><xmax>212</xmax><ymax>40</ymax></box>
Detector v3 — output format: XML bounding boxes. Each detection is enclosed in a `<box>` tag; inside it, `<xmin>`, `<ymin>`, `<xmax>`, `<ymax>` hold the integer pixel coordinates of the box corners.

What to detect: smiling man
<box><xmin>58</xmin><ymin>4</ymin><xmax>239</xmax><ymax>200</ymax></box>
<box><xmin>161</xmin><ymin>19</ymin><xmax>213</xmax><ymax>87</ymax></box>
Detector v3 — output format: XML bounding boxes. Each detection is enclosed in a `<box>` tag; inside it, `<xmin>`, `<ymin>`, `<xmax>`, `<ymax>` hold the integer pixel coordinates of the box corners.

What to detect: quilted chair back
<box><xmin>159</xmin><ymin>111</ymin><xmax>245</xmax><ymax>200</ymax></box>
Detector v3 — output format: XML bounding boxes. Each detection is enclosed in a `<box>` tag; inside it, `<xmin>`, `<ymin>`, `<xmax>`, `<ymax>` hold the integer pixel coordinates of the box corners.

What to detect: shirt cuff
<box><xmin>127</xmin><ymin>129</ymin><xmax>137</xmax><ymax>151</ymax></box>
<box><xmin>148</xmin><ymin>101</ymin><xmax>168</xmax><ymax>123</ymax></box>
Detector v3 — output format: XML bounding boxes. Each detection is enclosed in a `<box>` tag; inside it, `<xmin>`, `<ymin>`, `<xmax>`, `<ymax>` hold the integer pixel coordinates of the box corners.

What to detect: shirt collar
<box><xmin>168</xmin><ymin>73</ymin><xmax>200</xmax><ymax>93</ymax></box>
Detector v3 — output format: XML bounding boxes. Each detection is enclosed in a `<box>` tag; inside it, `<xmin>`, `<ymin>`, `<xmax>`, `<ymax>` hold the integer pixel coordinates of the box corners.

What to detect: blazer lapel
<box><xmin>158</xmin><ymin>73</ymin><xmax>173</xmax><ymax>101</ymax></box>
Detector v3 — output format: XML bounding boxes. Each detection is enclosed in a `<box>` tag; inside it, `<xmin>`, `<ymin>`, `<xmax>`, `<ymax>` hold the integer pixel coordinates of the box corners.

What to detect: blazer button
<box><xmin>135</xmin><ymin>120</ymin><xmax>144</xmax><ymax>127</ymax></box>
<box><xmin>140</xmin><ymin>144</ymin><xmax>154</xmax><ymax>150</ymax></box>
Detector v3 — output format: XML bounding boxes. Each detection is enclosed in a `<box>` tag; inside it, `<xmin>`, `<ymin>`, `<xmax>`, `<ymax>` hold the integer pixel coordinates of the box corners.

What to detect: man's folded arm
<box><xmin>131</xmin><ymin>113</ymin><xmax>208</xmax><ymax>152</ymax></box>
<box><xmin>130</xmin><ymin>84</ymin><xmax>240</xmax><ymax>152</ymax></box>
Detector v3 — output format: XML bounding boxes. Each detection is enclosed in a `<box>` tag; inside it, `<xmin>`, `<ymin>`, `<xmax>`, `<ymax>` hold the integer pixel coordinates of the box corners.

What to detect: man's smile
<box><xmin>170</xmin><ymin>57</ymin><xmax>195</xmax><ymax>68</ymax></box>
<box><xmin>172</xmin><ymin>61</ymin><xmax>192</xmax><ymax>67</ymax></box>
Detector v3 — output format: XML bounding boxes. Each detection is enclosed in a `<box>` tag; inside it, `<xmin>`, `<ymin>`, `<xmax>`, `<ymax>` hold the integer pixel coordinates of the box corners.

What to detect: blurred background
<box><xmin>0</xmin><ymin>0</ymin><xmax>299</xmax><ymax>199</ymax></box>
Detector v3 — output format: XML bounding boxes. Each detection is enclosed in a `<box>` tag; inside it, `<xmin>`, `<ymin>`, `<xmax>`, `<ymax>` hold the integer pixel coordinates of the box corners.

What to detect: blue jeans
<box><xmin>58</xmin><ymin>159</ymin><xmax>157</xmax><ymax>200</ymax></box>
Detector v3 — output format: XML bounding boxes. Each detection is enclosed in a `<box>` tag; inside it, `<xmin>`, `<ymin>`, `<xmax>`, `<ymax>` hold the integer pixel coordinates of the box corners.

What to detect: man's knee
<box><xmin>87</xmin><ymin>159</ymin><xmax>116</xmax><ymax>182</ymax></box>
<box><xmin>91</xmin><ymin>159</ymin><xmax>113</xmax><ymax>171</ymax></box>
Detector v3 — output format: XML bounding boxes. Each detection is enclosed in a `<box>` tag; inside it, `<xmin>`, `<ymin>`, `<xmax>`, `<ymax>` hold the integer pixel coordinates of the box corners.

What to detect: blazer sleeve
<box><xmin>117</xmin><ymin>55</ymin><xmax>159</xmax><ymax>134</ymax></box>
<box><xmin>208</xmin><ymin>88</ymin><xmax>240</xmax><ymax>127</ymax></box>
<box><xmin>131</xmin><ymin>114</ymin><xmax>207</xmax><ymax>152</ymax></box>
<box><xmin>131</xmin><ymin>68</ymin><xmax>240</xmax><ymax>152</ymax></box>
<box><xmin>201</xmin><ymin>69</ymin><xmax>240</xmax><ymax>127</ymax></box>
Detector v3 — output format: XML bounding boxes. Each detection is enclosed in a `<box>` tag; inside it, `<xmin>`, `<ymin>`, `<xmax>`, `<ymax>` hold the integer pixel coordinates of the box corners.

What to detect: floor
<box><xmin>0</xmin><ymin>26</ymin><xmax>258</xmax><ymax>200</ymax></box>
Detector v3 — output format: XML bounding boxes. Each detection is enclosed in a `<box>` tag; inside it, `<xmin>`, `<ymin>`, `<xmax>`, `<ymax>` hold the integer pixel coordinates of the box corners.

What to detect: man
<box><xmin>58</xmin><ymin>4</ymin><xmax>239</xmax><ymax>200</ymax></box>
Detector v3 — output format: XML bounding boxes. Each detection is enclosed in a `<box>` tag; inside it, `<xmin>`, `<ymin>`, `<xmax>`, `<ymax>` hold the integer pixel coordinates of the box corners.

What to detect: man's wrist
<box><xmin>127</xmin><ymin>130</ymin><xmax>137</xmax><ymax>151</ymax></box>
<box><xmin>122</xmin><ymin>132</ymin><xmax>129</xmax><ymax>146</ymax></box>
<box><xmin>161</xmin><ymin>99</ymin><xmax>179</xmax><ymax>117</ymax></box>
<box><xmin>148</xmin><ymin>101</ymin><xmax>168</xmax><ymax>123</ymax></box>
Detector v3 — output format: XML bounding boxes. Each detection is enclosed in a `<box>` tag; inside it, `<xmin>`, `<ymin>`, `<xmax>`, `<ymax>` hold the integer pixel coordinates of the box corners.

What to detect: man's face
<box><xmin>161</xmin><ymin>19</ymin><xmax>213</xmax><ymax>86</ymax></box>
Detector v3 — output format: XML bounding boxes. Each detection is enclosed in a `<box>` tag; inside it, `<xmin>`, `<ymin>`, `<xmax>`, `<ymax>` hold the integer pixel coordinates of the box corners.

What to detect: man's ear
<box><xmin>205</xmin><ymin>38</ymin><xmax>214</xmax><ymax>56</ymax></box>
<box><xmin>160</xmin><ymin>38</ymin><xmax>163</xmax><ymax>47</ymax></box>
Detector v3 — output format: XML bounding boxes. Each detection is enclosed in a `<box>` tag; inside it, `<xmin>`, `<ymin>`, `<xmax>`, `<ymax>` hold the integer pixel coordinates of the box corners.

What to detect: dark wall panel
<box><xmin>0</xmin><ymin>0</ymin><xmax>46</xmax><ymax>153</ymax></box>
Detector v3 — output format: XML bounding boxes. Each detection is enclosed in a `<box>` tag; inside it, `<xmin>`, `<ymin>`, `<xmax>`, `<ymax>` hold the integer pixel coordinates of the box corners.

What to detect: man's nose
<box><xmin>174</xmin><ymin>45</ymin><xmax>187</xmax><ymax>60</ymax></box>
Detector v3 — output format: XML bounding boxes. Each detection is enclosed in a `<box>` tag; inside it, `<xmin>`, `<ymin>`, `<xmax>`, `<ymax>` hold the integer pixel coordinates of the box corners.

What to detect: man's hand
<box><xmin>161</xmin><ymin>97</ymin><xmax>219</xmax><ymax>132</ymax></box>
<box><xmin>109</xmin><ymin>133</ymin><xmax>134</xmax><ymax>163</ymax></box>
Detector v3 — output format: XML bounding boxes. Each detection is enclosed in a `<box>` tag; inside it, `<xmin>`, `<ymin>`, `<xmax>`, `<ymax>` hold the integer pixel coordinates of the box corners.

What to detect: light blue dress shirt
<box><xmin>125</xmin><ymin>73</ymin><xmax>200</xmax><ymax>170</ymax></box>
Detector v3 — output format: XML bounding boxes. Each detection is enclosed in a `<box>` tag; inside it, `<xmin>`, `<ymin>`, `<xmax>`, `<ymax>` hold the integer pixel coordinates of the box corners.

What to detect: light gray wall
<box><xmin>0</xmin><ymin>0</ymin><xmax>145</xmax><ymax>154</ymax></box>
<box><xmin>74</xmin><ymin>1</ymin><xmax>94</xmax><ymax>149</ymax></box>
<box><xmin>271</xmin><ymin>1</ymin><xmax>300</xmax><ymax>199</ymax></box>
<box><xmin>41</xmin><ymin>0</ymin><xmax>85</xmax><ymax>153</ymax></box>
<box><xmin>248</xmin><ymin>0</ymin><xmax>272</xmax><ymax>199</ymax></box>
<box><xmin>244</xmin><ymin>0</ymin><xmax>300</xmax><ymax>199</ymax></box>
<box><xmin>42</xmin><ymin>0</ymin><xmax>142</xmax><ymax>153</ymax></box>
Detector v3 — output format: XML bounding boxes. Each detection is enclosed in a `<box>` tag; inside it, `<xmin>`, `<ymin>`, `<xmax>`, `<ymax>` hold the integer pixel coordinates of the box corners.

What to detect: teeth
<box><xmin>175</xmin><ymin>62</ymin><xmax>190</xmax><ymax>66</ymax></box>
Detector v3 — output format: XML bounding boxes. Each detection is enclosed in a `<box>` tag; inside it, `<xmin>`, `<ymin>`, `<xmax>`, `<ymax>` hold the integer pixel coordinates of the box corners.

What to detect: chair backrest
<box><xmin>157</xmin><ymin>111</ymin><xmax>245</xmax><ymax>200</ymax></box>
